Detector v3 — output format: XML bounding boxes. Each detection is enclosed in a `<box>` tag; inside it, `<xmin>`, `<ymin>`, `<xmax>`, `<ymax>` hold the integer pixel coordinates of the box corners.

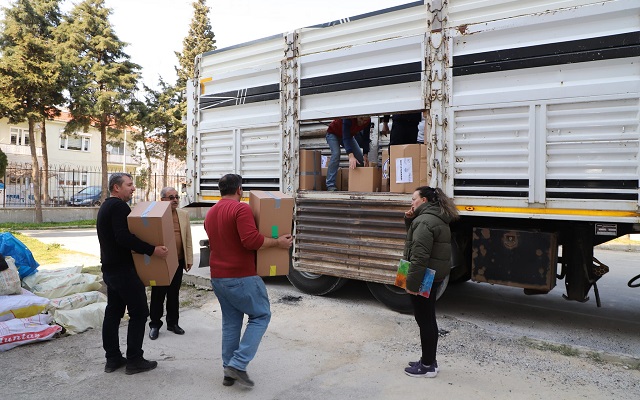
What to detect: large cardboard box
<box><xmin>338</xmin><ymin>168</ymin><xmax>349</xmax><ymax>191</ymax></box>
<box><xmin>249</xmin><ymin>191</ymin><xmax>294</xmax><ymax>276</ymax></box>
<box><xmin>390</xmin><ymin>144</ymin><xmax>429</xmax><ymax>193</ymax></box>
<box><xmin>299</xmin><ymin>150</ymin><xmax>323</xmax><ymax>190</ymax></box>
<box><xmin>348</xmin><ymin>167</ymin><xmax>382</xmax><ymax>192</ymax></box>
<box><xmin>381</xmin><ymin>148</ymin><xmax>390</xmax><ymax>192</ymax></box>
<box><xmin>127</xmin><ymin>201</ymin><xmax>179</xmax><ymax>286</ymax></box>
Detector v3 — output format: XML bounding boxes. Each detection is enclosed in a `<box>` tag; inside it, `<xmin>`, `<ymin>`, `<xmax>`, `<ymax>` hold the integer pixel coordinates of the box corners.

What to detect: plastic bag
<box><xmin>0</xmin><ymin>256</ymin><xmax>22</xmax><ymax>295</ymax></box>
<box><xmin>0</xmin><ymin>314</ymin><xmax>62</xmax><ymax>351</ymax></box>
<box><xmin>0</xmin><ymin>289</ymin><xmax>50</xmax><ymax>322</ymax></box>
<box><xmin>53</xmin><ymin>302</ymin><xmax>106</xmax><ymax>334</ymax></box>
<box><xmin>0</xmin><ymin>232</ymin><xmax>39</xmax><ymax>279</ymax></box>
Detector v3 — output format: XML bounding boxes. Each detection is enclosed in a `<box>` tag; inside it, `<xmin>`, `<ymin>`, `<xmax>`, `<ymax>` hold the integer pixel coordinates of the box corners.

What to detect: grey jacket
<box><xmin>403</xmin><ymin>201</ymin><xmax>452</xmax><ymax>292</ymax></box>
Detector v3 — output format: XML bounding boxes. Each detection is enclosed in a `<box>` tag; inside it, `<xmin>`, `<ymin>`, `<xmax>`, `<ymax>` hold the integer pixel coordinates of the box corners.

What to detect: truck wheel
<box><xmin>367</xmin><ymin>274</ymin><xmax>450</xmax><ymax>314</ymax></box>
<box><xmin>287</xmin><ymin>267</ymin><xmax>347</xmax><ymax>296</ymax></box>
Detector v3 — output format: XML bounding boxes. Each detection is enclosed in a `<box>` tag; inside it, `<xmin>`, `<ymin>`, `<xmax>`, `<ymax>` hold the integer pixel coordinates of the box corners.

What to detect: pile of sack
<box><xmin>0</xmin><ymin>232</ymin><xmax>107</xmax><ymax>352</ymax></box>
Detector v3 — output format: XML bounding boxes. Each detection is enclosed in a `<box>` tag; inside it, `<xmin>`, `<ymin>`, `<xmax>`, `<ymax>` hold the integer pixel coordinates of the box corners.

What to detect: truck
<box><xmin>185</xmin><ymin>0</ymin><xmax>640</xmax><ymax>312</ymax></box>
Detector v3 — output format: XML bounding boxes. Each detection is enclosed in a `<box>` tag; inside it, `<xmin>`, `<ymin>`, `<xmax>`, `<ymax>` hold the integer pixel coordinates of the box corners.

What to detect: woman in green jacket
<box><xmin>403</xmin><ymin>186</ymin><xmax>459</xmax><ymax>378</ymax></box>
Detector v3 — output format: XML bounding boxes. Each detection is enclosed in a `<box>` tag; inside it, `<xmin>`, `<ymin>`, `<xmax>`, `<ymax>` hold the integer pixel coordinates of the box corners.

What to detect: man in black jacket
<box><xmin>97</xmin><ymin>173</ymin><xmax>168</xmax><ymax>375</ymax></box>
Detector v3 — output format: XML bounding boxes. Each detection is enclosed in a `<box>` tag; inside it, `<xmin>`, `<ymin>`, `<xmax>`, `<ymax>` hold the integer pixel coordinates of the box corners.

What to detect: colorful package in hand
<box><xmin>394</xmin><ymin>259</ymin><xmax>435</xmax><ymax>298</ymax></box>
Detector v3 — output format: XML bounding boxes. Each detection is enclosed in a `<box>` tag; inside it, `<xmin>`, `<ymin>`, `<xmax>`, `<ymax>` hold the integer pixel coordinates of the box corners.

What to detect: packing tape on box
<box><xmin>271</xmin><ymin>226</ymin><xmax>278</xmax><ymax>239</ymax></box>
<box><xmin>141</xmin><ymin>201</ymin><xmax>157</xmax><ymax>227</ymax></box>
<box><xmin>149</xmin><ymin>280</ymin><xmax>156</xmax><ymax>286</ymax></box>
<box><xmin>264</xmin><ymin>191</ymin><xmax>280</xmax><ymax>208</ymax></box>
<box><xmin>269</xmin><ymin>265</ymin><xmax>277</xmax><ymax>276</ymax></box>
<box><xmin>144</xmin><ymin>254</ymin><xmax>151</xmax><ymax>265</ymax></box>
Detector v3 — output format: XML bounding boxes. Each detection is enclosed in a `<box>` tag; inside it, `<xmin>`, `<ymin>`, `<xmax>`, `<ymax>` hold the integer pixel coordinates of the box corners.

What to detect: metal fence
<box><xmin>0</xmin><ymin>164</ymin><xmax>185</xmax><ymax>208</ymax></box>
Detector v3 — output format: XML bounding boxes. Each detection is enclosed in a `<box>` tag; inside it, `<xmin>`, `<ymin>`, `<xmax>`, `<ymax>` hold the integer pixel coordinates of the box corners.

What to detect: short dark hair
<box><xmin>219</xmin><ymin>174</ymin><xmax>242</xmax><ymax>196</ymax></box>
<box><xmin>108</xmin><ymin>173</ymin><xmax>133</xmax><ymax>192</ymax></box>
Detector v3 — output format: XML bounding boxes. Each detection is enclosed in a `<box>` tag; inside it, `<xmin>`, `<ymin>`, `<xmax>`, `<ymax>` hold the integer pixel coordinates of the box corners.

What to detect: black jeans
<box><xmin>409</xmin><ymin>281</ymin><xmax>442</xmax><ymax>365</ymax></box>
<box><xmin>102</xmin><ymin>266</ymin><xmax>149</xmax><ymax>361</ymax></box>
<box><xmin>149</xmin><ymin>259</ymin><xmax>184</xmax><ymax>329</ymax></box>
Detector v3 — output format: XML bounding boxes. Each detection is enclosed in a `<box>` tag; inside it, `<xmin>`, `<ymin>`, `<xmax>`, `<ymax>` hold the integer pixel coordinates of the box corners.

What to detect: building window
<box><xmin>60</xmin><ymin>135</ymin><xmax>90</xmax><ymax>151</ymax></box>
<box><xmin>10</xmin><ymin>127</ymin><xmax>29</xmax><ymax>146</ymax></box>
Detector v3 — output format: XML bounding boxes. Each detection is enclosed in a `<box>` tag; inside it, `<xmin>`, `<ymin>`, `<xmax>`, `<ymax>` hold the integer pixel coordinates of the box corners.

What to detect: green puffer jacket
<box><xmin>403</xmin><ymin>201</ymin><xmax>452</xmax><ymax>292</ymax></box>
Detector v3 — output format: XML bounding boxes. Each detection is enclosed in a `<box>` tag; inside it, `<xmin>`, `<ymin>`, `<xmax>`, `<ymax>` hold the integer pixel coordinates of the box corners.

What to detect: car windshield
<box><xmin>78</xmin><ymin>187</ymin><xmax>100</xmax><ymax>195</ymax></box>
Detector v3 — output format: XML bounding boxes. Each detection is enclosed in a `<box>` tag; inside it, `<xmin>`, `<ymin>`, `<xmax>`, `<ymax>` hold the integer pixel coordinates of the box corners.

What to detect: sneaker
<box><xmin>125</xmin><ymin>358</ymin><xmax>158</xmax><ymax>375</ymax></box>
<box><xmin>223</xmin><ymin>366</ymin><xmax>254</xmax><ymax>387</ymax></box>
<box><xmin>408</xmin><ymin>359</ymin><xmax>439</xmax><ymax>372</ymax></box>
<box><xmin>404</xmin><ymin>361</ymin><xmax>438</xmax><ymax>378</ymax></box>
<box><xmin>104</xmin><ymin>355</ymin><xmax>127</xmax><ymax>373</ymax></box>
<box><xmin>222</xmin><ymin>375</ymin><xmax>236</xmax><ymax>386</ymax></box>
<box><xmin>327</xmin><ymin>186</ymin><xmax>337</xmax><ymax>192</ymax></box>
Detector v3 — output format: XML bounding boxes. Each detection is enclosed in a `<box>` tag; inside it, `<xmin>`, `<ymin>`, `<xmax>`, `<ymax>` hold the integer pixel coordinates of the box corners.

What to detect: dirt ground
<box><xmin>2</xmin><ymin>253</ymin><xmax>640</xmax><ymax>400</ymax></box>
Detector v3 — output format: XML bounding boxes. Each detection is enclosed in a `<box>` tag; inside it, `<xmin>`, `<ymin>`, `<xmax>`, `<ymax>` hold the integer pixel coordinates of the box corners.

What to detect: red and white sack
<box><xmin>0</xmin><ymin>314</ymin><xmax>62</xmax><ymax>352</ymax></box>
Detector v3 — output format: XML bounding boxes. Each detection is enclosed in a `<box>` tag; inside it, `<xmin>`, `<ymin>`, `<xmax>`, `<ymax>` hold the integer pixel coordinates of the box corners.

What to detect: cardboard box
<box><xmin>127</xmin><ymin>201</ymin><xmax>179</xmax><ymax>286</ymax></box>
<box><xmin>321</xmin><ymin>167</ymin><xmax>328</xmax><ymax>191</ymax></box>
<box><xmin>390</xmin><ymin>144</ymin><xmax>429</xmax><ymax>193</ymax></box>
<box><xmin>299</xmin><ymin>150</ymin><xmax>323</xmax><ymax>190</ymax></box>
<box><xmin>249</xmin><ymin>190</ymin><xmax>294</xmax><ymax>276</ymax></box>
<box><xmin>381</xmin><ymin>148</ymin><xmax>390</xmax><ymax>192</ymax></box>
<box><xmin>348</xmin><ymin>167</ymin><xmax>382</xmax><ymax>192</ymax></box>
<box><xmin>338</xmin><ymin>168</ymin><xmax>349</xmax><ymax>191</ymax></box>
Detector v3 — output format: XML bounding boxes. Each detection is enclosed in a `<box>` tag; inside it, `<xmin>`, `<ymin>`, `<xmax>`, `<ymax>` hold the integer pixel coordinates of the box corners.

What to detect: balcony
<box><xmin>0</xmin><ymin>144</ymin><xmax>42</xmax><ymax>156</ymax></box>
<box><xmin>106</xmin><ymin>153</ymin><xmax>141</xmax><ymax>167</ymax></box>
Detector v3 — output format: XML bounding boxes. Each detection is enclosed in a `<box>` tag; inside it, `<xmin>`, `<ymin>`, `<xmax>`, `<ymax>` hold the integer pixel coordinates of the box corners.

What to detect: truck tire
<box><xmin>287</xmin><ymin>267</ymin><xmax>347</xmax><ymax>296</ymax></box>
<box><xmin>367</xmin><ymin>274</ymin><xmax>450</xmax><ymax>314</ymax></box>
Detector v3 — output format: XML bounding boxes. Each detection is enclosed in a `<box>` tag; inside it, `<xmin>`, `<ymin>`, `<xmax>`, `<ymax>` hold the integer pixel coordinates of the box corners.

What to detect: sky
<box><xmin>0</xmin><ymin>0</ymin><xmax>410</xmax><ymax>89</ymax></box>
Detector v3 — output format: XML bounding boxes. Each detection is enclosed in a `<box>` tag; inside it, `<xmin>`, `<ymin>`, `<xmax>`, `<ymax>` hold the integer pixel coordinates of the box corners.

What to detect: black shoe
<box><xmin>223</xmin><ymin>366</ymin><xmax>254</xmax><ymax>387</ymax></box>
<box><xmin>167</xmin><ymin>325</ymin><xmax>185</xmax><ymax>335</ymax></box>
<box><xmin>104</xmin><ymin>355</ymin><xmax>126</xmax><ymax>373</ymax></box>
<box><xmin>149</xmin><ymin>327</ymin><xmax>159</xmax><ymax>340</ymax></box>
<box><xmin>223</xmin><ymin>376</ymin><xmax>236</xmax><ymax>386</ymax></box>
<box><xmin>125</xmin><ymin>358</ymin><xmax>158</xmax><ymax>375</ymax></box>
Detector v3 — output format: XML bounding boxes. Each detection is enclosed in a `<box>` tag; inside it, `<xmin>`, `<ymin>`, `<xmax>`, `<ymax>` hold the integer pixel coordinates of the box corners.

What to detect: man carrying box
<box><xmin>96</xmin><ymin>173</ymin><xmax>169</xmax><ymax>375</ymax></box>
<box><xmin>204</xmin><ymin>174</ymin><xmax>293</xmax><ymax>388</ymax></box>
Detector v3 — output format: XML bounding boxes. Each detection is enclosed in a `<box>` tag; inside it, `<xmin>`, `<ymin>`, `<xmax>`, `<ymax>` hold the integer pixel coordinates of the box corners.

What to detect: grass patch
<box><xmin>587</xmin><ymin>351</ymin><xmax>604</xmax><ymax>363</ymax></box>
<box><xmin>82</xmin><ymin>266</ymin><xmax>102</xmax><ymax>276</ymax></box>
<box><xmin>521</xmin><ymin>338</ymin><xmax>581</xmax><ymax>357</ymax></box>
<box><xmin>0</xmin><ymin>220</ymin><xmax>96</xmax><ymax>230</ymax></box>
<box><xmin>10</xmin><ymin>232</ymin><xmax>77</xmax><ymax>265</ymax></box>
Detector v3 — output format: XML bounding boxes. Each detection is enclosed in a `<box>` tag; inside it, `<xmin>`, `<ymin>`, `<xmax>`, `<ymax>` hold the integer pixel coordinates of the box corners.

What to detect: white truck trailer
<box><xmin>186</xmin><ymin>0</ymin><xmax>640</xmax><ymax>312</ymax></box>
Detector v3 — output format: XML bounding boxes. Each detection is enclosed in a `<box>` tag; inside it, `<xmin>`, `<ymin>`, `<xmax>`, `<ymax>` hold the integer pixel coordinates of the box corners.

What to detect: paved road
<box><xmin>19</xmin><ymin>226</ymin><xmax>640</xmax><ymax>361</ymax></box>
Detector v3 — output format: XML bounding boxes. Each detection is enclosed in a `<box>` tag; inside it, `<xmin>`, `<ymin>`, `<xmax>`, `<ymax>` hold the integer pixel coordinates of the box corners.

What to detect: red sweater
<box><xmin>204</xmin><ymin>198</ymin><xmax>265</xmax><ymax>278</ymax></box>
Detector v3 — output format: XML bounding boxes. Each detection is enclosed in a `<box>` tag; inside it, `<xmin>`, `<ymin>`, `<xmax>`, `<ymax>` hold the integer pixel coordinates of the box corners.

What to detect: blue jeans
<box><xmin>326</xmin><ymin>133</ymin><xmax>364</xmax><ymax>190</ymax></box>
<box><xmin>211</xmin><ymin>275</ymin><xmax>271</xmax><ymax>371</ymax></box>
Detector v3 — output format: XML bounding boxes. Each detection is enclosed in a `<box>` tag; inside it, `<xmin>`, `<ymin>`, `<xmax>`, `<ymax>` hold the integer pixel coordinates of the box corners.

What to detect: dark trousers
<box><xmin>149</xmin><ymin>259</ymin><xmax>184</xmax><ymax>329</ymax></box>
<box><xmin>102</xmin><ymin>267</ymin><xmax>149</xmax><ymax>361</ymax></box>
<box><xmin>410</xmin><ymin>281</ymin><xmax>442</xmax><ymax>365</ymax></box>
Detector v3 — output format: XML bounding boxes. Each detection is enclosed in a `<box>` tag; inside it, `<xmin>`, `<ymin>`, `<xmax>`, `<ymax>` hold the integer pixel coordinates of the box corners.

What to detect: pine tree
<box><xmin>0</xmin><ymin>0</ymin><xmax>64</xmax><ymax>222</ymax></box>
<box><xmin>56</xmin><ymin>0</ymin><xmax>140</xmax><ymax>199</ymax></box>
<box><xmin>175</xmin><ymin>0</ymin><xmax>216</xmax><ymax>90</ymax></box>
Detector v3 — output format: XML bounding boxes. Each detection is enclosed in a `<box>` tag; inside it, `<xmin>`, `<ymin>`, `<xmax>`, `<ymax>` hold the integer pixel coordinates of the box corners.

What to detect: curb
<box><xmin>182</xmin><ymin>273</ymin><xmax>212</xmax><ymax>290</ymax></box>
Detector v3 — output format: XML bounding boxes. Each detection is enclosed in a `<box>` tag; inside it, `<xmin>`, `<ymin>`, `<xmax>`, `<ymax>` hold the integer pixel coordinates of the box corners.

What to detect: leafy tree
<box><xmin>173</xmin><ymin>0</ymin><xmax>215</xmax><ymax>169</ymax></box>
<box><xmin>0</xmin><ymin>0</ymin><xmax>64</xmax><ymax>222</ymax></box>
<box><xmin>56</xmin><ymin>0</ymin><xmax>140</xmax><ymax>200</ymax></box>
<box><xmin>0</xmin><ymin>147</ymin><xmax>7</xmax><ymax>178</ymax></box>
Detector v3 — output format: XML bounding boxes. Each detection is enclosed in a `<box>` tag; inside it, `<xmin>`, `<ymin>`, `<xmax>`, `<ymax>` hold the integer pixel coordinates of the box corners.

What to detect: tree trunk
<box><xmin>101</xmin><ymin>121</ymin><xmax>109</xmax><ymax>202</ymax></box>
<box><xmin>40</xmin><ymin>116</ymin><xmax>50</xmax><ymax>205</ymax></box>
<box><xmin>28</xmin><ymin>118</ymin><xmax>43</xmax><ymax>223</ymax></box>
<box><xmin>144</xmin><ymin>144</ymin><xmax>152</xmax><ymax>201</ymax></box>
<box><xmin>163</xmin><ymin>141</ymin><xmax>169</xmax><ymax>189</ymax></box>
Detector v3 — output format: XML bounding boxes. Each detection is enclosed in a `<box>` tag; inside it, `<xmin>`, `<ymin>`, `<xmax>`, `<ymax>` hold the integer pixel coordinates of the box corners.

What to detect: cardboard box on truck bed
<box><xmin>390</xmin><ymin>144</ymin><xmax>429</xmax><ymax>193</ymax></box>
<box><xmin>127</xmin><ymin>201</ymin><xmax>179</xmax><ymax>286</ymax></box>
<box><xmin>348</xmin><ymin>167</ymin><xmax>382</xmax><ymax>192</ymax></box>
<box><xmin>299</xmin><ymin>150</ymin><xmax>323</xmax><ymax>190</ymax></box>
<box><xmin>249</xmin><ymin>191</ymin><xmax>294</xmax><ymax>276</ymax></box>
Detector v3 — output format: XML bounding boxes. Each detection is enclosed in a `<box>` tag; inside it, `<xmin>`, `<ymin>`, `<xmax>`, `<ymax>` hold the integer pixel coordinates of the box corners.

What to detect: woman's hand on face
<box><xmin>405</xmin><ymin>207</ymin><xmax>415</xmax><ymax>218</ymax></box>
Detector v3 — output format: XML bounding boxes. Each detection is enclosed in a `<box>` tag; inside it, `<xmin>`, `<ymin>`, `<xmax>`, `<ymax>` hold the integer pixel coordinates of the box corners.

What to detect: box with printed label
<box><xmin>390</xmin><ymin>144</ymin><xmax>429</xmax><ymax>193</ymax></box>
<box><xmin>299</xmin><ymin>150</ymin><xmax>323</xmax><ymax>190</ymax></box>
<box><xmin>348</xmin><ymin>167</ymin><xmax>382</xmax><ymax>192</ymax></box>
<box><xmin>249</xmin><ymin>191</ymin><xmax>294</xmax><ymax>276</ymax></box>
<box><xmin>127</xmin><ymin>201</ymin><xmax>179</xmax><ymax>286</ymax></box>
<box><xmin>381</xmin><ymin>148</ymin><xmax>390</xmax><ymax>192</ymax></box>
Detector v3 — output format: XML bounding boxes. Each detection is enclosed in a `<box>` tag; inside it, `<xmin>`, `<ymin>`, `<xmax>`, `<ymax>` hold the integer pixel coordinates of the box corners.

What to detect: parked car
<box><xmin>68</xmin><ymin>186</ymin><xmax>103</xmax><ymax>206</ymax></box>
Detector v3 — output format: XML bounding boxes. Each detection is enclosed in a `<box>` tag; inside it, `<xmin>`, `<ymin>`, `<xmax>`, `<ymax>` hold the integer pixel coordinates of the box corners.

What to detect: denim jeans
<box><xmin>325</xmin><ymin>133</ymin><xmax>364</xmax><ymax>190</ymax></box>
<box><xmin>211</xmin><ymin>275</ymin><xmax>271</xmax><ymax>371</ymax></box>
<box><xmin>102</xmin><ymin>267</ymin><xmax>149</xmax><ymax>361</ymax></box>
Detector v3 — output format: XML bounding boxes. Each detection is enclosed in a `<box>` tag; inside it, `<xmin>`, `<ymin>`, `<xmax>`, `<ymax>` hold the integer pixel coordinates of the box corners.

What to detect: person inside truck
<box><xmin>381</xmin><ymin>112</ymin><xmax>422</xmax><ymax>145</ymax></box>
<box><xmin>325</xmin><ymin>116</ymin><xmax>371</xmax><ymax>191</ymax></box>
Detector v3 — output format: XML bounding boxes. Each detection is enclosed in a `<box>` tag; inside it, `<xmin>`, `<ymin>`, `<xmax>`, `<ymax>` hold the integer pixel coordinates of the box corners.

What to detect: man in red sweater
<box><xmin>204</xmin><ymin>174</ymin><xmax>293</xmax><ymax>388</ymax></box>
